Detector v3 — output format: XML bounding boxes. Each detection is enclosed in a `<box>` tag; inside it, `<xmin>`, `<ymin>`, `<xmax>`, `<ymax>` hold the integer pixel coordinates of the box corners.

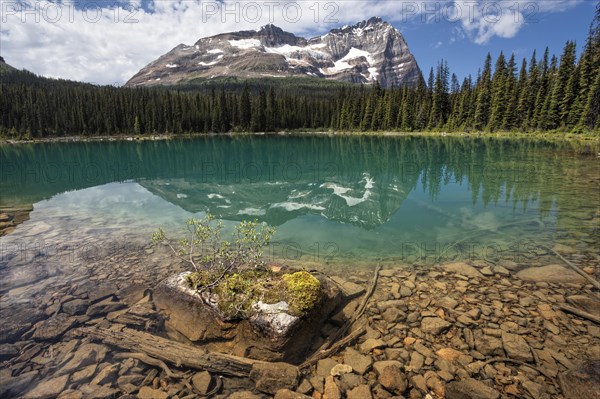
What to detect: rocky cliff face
<box><xmin>126</xmin><ymin>17</ymin><xmax>422</xmax><ymax>88</ymax></box>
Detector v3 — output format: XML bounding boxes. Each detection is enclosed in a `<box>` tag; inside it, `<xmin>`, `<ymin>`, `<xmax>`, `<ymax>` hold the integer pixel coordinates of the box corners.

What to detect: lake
<box><xmin>1</xmin><ymin>135</ymin><xmax>598</xmax><ymax>273</ymax></box>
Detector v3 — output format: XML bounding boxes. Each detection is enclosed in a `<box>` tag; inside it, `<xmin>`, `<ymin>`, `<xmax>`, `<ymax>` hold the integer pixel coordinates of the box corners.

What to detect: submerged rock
<box><xmin>516</xmin><ymin>265</ymin><xmax>586</xmax><ymax>284</ymax></box>
<box><xmin>560</xmin><ymin>361</ymin><xmax>600</xmax><ymax>399</ymax></box>
<box><xmin>250</xmin><ymin>362</ymin><xmax>299</xmax><ymax>394</ymax></box>
<box><xmin>154</xmin><ymin>271</ymin><xmax>341</xmax><ymax>363</ymax></box>
<box><xmin>0</xmin><ymin>302</ymin><xmax>45</xmax><ymax>343</ymax></box>
<box><xmin>22</xmin><ymin>374</ymin><xmax>69</xmax><ymax>399</ymax></box>
<box><xmin>445</xmin><ymin>378</ymin><xmax>501</xmax><ymax>399</ymax></box>
<box><xmin>32</xmin><ymin>314</ymin><xmax>77</xmax><ymax>341</ymax></box>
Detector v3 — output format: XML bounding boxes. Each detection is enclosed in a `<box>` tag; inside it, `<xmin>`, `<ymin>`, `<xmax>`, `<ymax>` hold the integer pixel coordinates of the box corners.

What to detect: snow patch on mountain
<box><xmin>228</xmin><ymin>39</ymin><xmax>262</xmax><ymax>49</ymax></box>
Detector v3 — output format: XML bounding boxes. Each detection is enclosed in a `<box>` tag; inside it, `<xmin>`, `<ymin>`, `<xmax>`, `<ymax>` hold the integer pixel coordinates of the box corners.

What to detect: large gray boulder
<box><xmin>154</xmin><ymin>271</ymin><xmax>341</xmax><ymax>363</ymax></box>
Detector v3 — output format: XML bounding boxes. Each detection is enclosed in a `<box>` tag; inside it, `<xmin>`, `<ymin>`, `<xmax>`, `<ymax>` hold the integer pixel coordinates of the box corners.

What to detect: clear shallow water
<box><xmin>1</xmin><ymin>136</ymin><xmax>598</xmax><ymax>267</ymax></box>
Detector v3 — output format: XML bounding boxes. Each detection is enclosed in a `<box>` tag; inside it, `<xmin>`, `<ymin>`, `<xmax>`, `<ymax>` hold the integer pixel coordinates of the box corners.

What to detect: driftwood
<box><xmin>113</xmin><ymin>352</ymin><xmax>177</xmax><ymax>378</ymax></box>
<box><xmin>321</xmin><ymin>264</ymin><xmax>381</xmax><ymax>350</ymax></box>
<box><xmin>300</xmin><ymin>322</ymin><xmax>366</xmax><ymax>370</ymax></box>
<box><xmin>74</xmin><ymin>326</ymin><xmax>265</xmax><ymax>377</ymax></box>
<box><xmin>544</xmin><ymin>245</ymin><xmax>600</xmax><ymax>291</ymax></box>
<box><xmin>559</xmin><ymin>304</ymin><xmax>600</xmax><ymax>324</ymax></box>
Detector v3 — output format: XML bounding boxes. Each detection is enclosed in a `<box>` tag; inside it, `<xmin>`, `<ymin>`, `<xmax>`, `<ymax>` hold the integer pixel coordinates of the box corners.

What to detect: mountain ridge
<box><xmin>126</xmin><ymin>17</ymin><xmax>422</xmax><ymax>88</ymax></box>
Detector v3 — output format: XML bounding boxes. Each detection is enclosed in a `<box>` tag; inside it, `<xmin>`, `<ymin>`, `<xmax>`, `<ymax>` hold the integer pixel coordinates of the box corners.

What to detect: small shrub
<box><xmin>153</xmin><ymin>214</ymin><xmax>322</xmax><ymax>319</ymax></box>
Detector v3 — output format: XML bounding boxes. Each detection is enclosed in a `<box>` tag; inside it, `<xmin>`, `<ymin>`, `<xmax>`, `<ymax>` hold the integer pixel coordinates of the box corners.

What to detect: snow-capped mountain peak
<box><xmin>126</xmin><ymin>18</ymin><xmax>422</xmax><ymax>88</ymax></box>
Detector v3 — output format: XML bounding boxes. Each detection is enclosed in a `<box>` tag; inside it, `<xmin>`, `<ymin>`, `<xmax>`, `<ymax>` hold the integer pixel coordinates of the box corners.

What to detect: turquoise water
<box><xmin>1</xmin><ymin>136</ymin><xmax>598</xmax><ymax>267</ymax></box>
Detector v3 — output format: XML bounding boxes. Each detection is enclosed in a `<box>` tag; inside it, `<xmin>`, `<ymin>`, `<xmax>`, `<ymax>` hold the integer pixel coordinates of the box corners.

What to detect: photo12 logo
<box><xmin>0</xmin><ymin>1</ymin><xmax>341</xmax><ymax>24</ymax></box>
<box><xmin>1</xmin><ymin>1</ymin><xmax>140</xmax><ymax>23</ymax></box>
<box><xmin>398</xmin><ymin>1</ymin><xmax>539</xmax><ymax>24</ymax></box>
<box><xmin>200</xmin><ymin>1</ymin><xmax>340</xmax><ymax>24</ymax></box>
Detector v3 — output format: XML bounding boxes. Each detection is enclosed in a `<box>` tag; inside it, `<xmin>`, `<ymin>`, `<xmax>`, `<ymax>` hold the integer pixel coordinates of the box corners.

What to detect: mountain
<box><xmin>0</xmin><ymin>57</ymin><xmax>17</xmax><ymax>72</ymax></box>
<box><xmin>126</xmin><ymin>17</ymin><xmax>422</xmax><ymax>88</ymax></box>
<box><xmin>139</xmin><ymin>172</ymin><xmax>412</xmax><ymax>230</ymax></box>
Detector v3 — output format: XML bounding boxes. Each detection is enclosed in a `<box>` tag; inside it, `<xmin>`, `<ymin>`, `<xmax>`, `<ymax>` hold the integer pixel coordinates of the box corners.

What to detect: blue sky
<box><xmin>0</xmin><ymin>0</ymin><xmax>594</xmax><ymax>85</ymax></box>
<box><xmin>399</xmin><ymin>0</ymin><xmax>596</xmax><ymax>81</ymax></box>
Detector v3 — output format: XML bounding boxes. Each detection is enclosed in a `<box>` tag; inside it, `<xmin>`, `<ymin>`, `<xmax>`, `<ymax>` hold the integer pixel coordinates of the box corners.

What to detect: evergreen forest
<box><xmin>1</xmin><ymin>7</ymin><xmax>598</xmax><ymax>138</ymax></box>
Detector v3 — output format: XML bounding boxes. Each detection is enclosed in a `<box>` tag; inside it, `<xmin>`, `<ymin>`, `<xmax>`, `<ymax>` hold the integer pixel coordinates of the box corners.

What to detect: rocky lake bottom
<box><xmin>1</xmin><ymin>136</ymin><xmax>599</xmax><ymax>398</ymax></box>
<box><xmin>1</xmin><ymin>216</ymin><xmax>599</xmax><ymax>399</ymax></box>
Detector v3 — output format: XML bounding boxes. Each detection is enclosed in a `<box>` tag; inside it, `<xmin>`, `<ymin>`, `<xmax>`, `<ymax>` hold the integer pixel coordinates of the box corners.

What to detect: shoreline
<box><xmin>1</xmin><ymin>130</ymin><xmax>599</xmax><ymax>147</ymax></box>
<box><xmin>1</xmin><ymin>251</ymin><xmax>598</xmax><ymax>399</ymax></box>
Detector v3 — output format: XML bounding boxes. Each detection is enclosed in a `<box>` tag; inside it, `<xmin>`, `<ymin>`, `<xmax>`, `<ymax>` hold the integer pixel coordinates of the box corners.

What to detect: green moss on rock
<box><xmin>282</xmin><ymin>271</ymin><xmax>322</xmax><ymax>313</ymax></box>
<box><xmin>185</xmin><ymin>269</ymin><xmax>323</xmax><ymax>319</ymax></box>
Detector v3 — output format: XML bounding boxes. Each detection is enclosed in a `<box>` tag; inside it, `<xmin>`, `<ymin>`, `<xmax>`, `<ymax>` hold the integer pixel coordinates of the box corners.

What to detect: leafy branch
<box><xmin>152</xmin><ymin>213</ymin><xmax>276</xmax><ymax>278</ymax></box>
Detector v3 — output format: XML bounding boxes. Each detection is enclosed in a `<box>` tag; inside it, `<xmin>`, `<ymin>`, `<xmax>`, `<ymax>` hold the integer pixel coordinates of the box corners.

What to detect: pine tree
<box><xmin>578</xmin><ymin>5</ymin><xmax>600</xmax><ymax>130</ymax></box>
<box><xmin>548</xmin><ymin>41</ymin><xmax>577</xmax><ymax>130</ymax></box>
<box><xmin>239</xmin><ymin>84</ymin><xmax>251</xmax><ymax>130</ymax></box>
<box><xmin>428</xmin><ymin>60</ymin><xmax>450</xmax><ymax>128</ymax></box>
<box><xmin>133</xmin><ymin>115</ymin><xmax>141</xmax><ymax>135</ymax></box>
<box><xmin>266</xmin><ymin>87</ymin><xmax>276</xmax><ymax>132</ymax></box>
<box><xmin>502</xmin><ymin>54</ymin><xmax>518</xmax><ymax>131</ymax></box>
<box><xmin>473</xmin><ymin>53</ymin><xmax>493</xmax><ymax>130</ymax></box>
<box><xmin>531</xmin><ymin>48</ymin><xmax>550</xmax><ymax>129</ymax></box>
<box><xmin>581</xmin><ymin>72</ymin><xmax>600</xmax><ymax>130</ymax></box>
<box><xmin>515</xmin><ymin>58</ymin><xmax>529</xmax><ymax>129</ymax></box>
<box><xmin>361</xmin><ymin>95</ymin><xmax>374</xmax><ymax>131</ymax></box>
<box><xmin>488</xmin><ymin>52</ymin><xmax>507</xmax><ymax>131</ymax></box>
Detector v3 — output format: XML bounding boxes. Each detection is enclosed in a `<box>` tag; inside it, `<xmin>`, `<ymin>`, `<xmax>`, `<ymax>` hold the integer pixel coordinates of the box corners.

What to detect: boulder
<box><xmin>0</xmin><ymin>370</ymin><xmax>39</xmax><ymax>397</ymax></box>
<box><xmin>78</xmin><ymin>384</ymin><xmax>119</xmax><ymax>399</ymax></box>
<box><xmin>32</xmin><ymin>314</ymin><xmax>77</xmax><ymax>341</ymax></box>
<box><xmin>378</xmin><ymin>365</ymin><xmax>407</xmax><ymax>394</ymax></box>
<box><xmin>22</xmin><ymin>374</ymin><xmax>69</xmax><ymax>399</ymax></box>
<box><xmin>87</xmin><ymin>282</ymin><xmax>118</xmax><ymax>302</ymax></box>
<box><xmin>90</xmin><ymin>364</ymin><xmax>119</xmax><ymax>386</ymax></box>
<box><xmin>445</xmin><ymin>378</ymin><xmax>501</xmax><ymax>399</ymax></box>
<box><xmin>274</xmin><ymin>389</ymin><xmax>312</xmax><ymax>399</ymax></box>
<box><xmin>373</xmin><ymin>360</ymin><xmax>402</xmax><ymax>375</ymax></box>
<box><xmin>359</xmin><ymin>338</ymin><xmax>387</xmax><ymax>353</ymax></box>
<box><xmin>323</xmin><ymin>376</ymin><xmax>341</xmax><ymax>399</ymax></box>
<box><xmin>346</xmin><ymin>385</ymin><xmax>372</xmax><ymax>399</ymax></box>
<box><xmin>62</xmin><ymin>299</ymin><xmax>89</xmax><ymax>315</ymax></box>
<box><xmin>0</xmin><ymin>263</ymin><xmax>57</xmax><ymax>294</ymax></box>
<box><xmin>559</xmin><ymin>360</ymin><xmax>600</xmax><ymax>399</ymax></box>
<box><xmin>137</xmin><ymin>387</ymin><xmax>168</xmax><ymax>399</ymax></box>
<box><xmin>56</xmin><ymin>343</ymin><xmax>108</xmax><ymax>375</ymax></box>
<box><xmin>421</xmin><ymin>316</ymin><xmax>452</xmax><ymax>335</ymax></box>
<box><xmin>474</xmin><ymin>330</ymin><xmax>504</xmax><ymax>357</ymax></box>
<box><xmin>501</xmin><ymin>332</ymin><xmax>533</xmax><ymax>363</ymax></box>
<box><xmin>0</xmin><ymin>302</ymin><xmax>45</xmax><ymax>343</ymax></box>
<box><xmin>86</xmin><ymin>298</ymin><xmax>126</xmax><ymax>317</ymax></box>
<box><xmin>443</xmin><ymin>262</ymin><xmax>483</xmax><ymax>278</ymax></box>
<box><xmin>116</xmin><ymin>283</ymin><xmax>149</xmax><ymax>305</ymax></box>
<box><xmin>192</xmin><ymin>371</ymin><xmax>212</xmax><ymax>395</ymax></box>
<box><xmin>329</xmin><ymin>276</ymin><xmax>365</xmax><ymax>299</ymax></box>
<box><xmin>516</xmin><ymin>265</ymin><xmax>586</xmax><ymax>284</ymax></box>
<box><xmin>0</xmin><ymin>343</ymin><xmax>19</xmax><ymax>361</ymax></box>
<box><xmin>567</xmin><ymin>295</ymin><xmax>600</xmax><ymax>315</ymax></box>
<box><xmin>228</xmin><ymin>392</ymin><xmax>263</xmax><ymax>399</ymax></box>
<box><xmin>154</xmin><ymin>271</ymin><xmax>341</xmax><ymax>362</ymax></box>
<box><xmin>154</xmin><ymin>272</ymin><xmax>247</xmax><ymax>341</ymax></box>
<box><xmin>250</xmin><ymin>362</ymin><xmax>299</xmax><ymax>394</ymax></box>
<box><xmin>343</xmin><ymin>347</ymin><xmax>372</xmax><ymax>375</ymax></box>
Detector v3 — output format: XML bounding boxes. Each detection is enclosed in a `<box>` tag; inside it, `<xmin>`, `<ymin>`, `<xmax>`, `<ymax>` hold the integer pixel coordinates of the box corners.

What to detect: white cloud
<box><xmin>0</xmin><ymin>0</ymin><xmax>584</xmax><ymax>84</ymax></box>
<box><xmin>453</xmin><ymin>0</ymin><xmax>583</xmax><ymax>44</ymax></box>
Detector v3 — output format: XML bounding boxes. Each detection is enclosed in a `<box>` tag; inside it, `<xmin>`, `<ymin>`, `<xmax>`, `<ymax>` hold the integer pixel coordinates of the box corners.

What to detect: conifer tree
<box><xmin>548</xmin><ymin>41</ymin><xmax>577</xmax><ymax>129</ymax></box>
<box><xmin>473</xmin><ymin>53</ymin><xmax>493</xmax><ymax>130</ymax></box>
<box><xmin>488</xmin><ymin>52</ymin><xmax>507</xmax><ymax>131</ymax></box>
<box><xmin>502</xmin><ymin>54</ymin><xmax>518</xmax><ymax>131</ymax></box>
